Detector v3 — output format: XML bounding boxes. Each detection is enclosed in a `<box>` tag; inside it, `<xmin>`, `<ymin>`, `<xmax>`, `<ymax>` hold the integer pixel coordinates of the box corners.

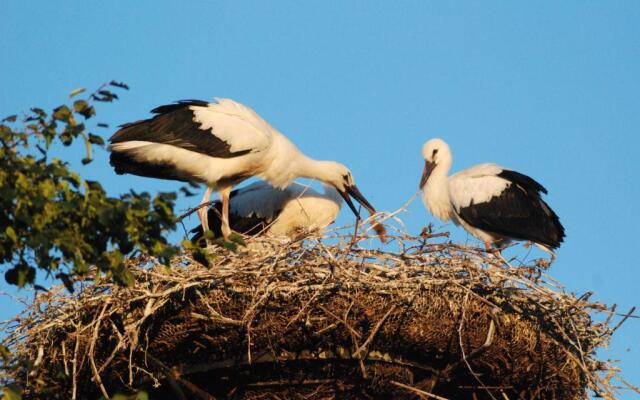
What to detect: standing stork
<box><xmin>190</xmin><ymin>181</ymin><xmax>342</xmax><ymax>241</ymax></box>
<box><xmin>109</xmin><ymin>99</ymin><xmax>382</xmax><ymax>240</ymax></box>
<box><xmin>419</xmin><ymin>138</ymin><xmax>565</xmax><ymax>256</ymax></box>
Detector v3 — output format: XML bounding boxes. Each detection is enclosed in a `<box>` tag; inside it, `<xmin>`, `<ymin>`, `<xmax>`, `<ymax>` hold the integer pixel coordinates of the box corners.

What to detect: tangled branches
<box><xmin>1</xmin><ymin>229</ymin><xmax>635</xmax><ymax>399</ymax></box>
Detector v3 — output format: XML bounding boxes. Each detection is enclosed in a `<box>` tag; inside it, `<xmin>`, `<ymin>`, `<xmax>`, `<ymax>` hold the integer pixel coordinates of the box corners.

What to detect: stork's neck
<box><xmin>422</xmin><ymin>159</ymin><xmax>454</xmax><ymax>222</ymax></box>
<box><xmin>260</xmin><ymin>150</ymin><xmax>337</xmax><ymax>189</ymax></box>
<box><xmin>295</xmin><ymin>157</ymin><xmax>338</xmax><ymax>182</ymax></box>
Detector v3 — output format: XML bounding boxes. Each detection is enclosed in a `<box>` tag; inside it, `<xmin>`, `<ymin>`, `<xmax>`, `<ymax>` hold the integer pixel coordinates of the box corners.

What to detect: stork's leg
<box><xmin>219</xmin><ymin>187</ymin><xmax>232</xmax><ymax>240</ymax></box>
<box><xmin>485</xmin><ymin>241</ymin><xmax>514</xmax><ymax>268</ymax></box>
<box><xmin>198</xmin><ymin>187</ymin><xmax>214</xmax><ymax>233</ymax></box>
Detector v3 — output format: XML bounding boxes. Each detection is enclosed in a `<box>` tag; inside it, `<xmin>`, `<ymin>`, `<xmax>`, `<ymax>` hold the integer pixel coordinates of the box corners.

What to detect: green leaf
<box><xmin>112</xmin><ymin>257</ymin><xmax>134</xmax><ymax>287</ymax></box>
<box><xmin>109</xmin><ymin>391</ymin><xmax>147</xmax><ymax>400</ymax></box>
<box><xmin>109</xmin><ymin>80</ymin><xmax>130</xmax><ymax>90</ymax></box>
<box><xmin>73</xmin><ymin>99</ymin><xmax>88</xmax><ymax>112</ymax></box>
<box><xmin>179</xmin><ymin>186</ymin><xmax>197</xmax><ymax>197</ymax></box>
<box><xmin>52</xmin><ymin>105</ymin><xmax>72</xmax><ymax>121</ymax></box>
<box><xmin>69</xmin><ymin>87</ymin><xmax>86</xmax><ymax>98</ymax></box>
<box><xmin>74</xmin><ymin>100</ymin><xmax>95</xmax><ymax>119</ymax></box>
<box><xmin>4</xmin><ymin>266</ymin><xmax>36</xmax><ymax>287</ymax></box>
<box><xmin>5</xmin><ymin>226</ymin><xmax>17</xmax><ymax>243</ymax></box>
<box><xmin>30</xmin><ymin>107</ymin><xmax>46</xmax><ymax>117</ymax></box>
<box><xmin>19</xmin><ymin>267</ymin><xmax>36</xmax><ymax>287</ymax></box>
<box><xmin>118</xmin><ymin>269</ymin><xmax>135</xmax><ymax>287</ymax></box>
<box><xmin>214</xmin><ymin>238</ymin><xmax>238</xmax><ymax>252</ymax></box>
<box><xmin>134</xmin><ymin>391</ymin><xmax>149</xmax><ymax>400</ymax></box>
<box><xmin>0</xmin><ymin>345</ymin><xmax>10</xmax><ymax>359</ymax></box>
<box><xmin>93</xmin><ymin>90</ymin><xmax>118</xmax><ymax>102</ymax></box>
<box><xmin>1</xmin><ymin>385</ymin><xmax>22</xmax><ymax>400</ymax></box>
<box><xmin>59</xmin><ymin>131</ymin><xmax>72</xmax><ymax>146</ymax></box>
<box><xmin>191</xmin><ymin>248</ymin><xmax>210</xmax><ymax>268</ymax></box>
<box><xmin>228</xmin><ymin>232</ymin><xmax>246</xmax><ymax>246</ymax></box>
<box><xmin>88</xmin><ymin>133</ymin><xmax>105</xmax><ymax>145</ymax></box>
<box><xmin>56</xmin><ymin>273</ymin><xmax>75</xmax><ymax>293</ymax></box>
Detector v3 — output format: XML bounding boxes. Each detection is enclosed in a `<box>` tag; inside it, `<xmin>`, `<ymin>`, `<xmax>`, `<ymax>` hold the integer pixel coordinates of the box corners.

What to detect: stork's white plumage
<box><xmin>419</xmin><ymin>138</ymin><xmax>565</xmax><ymax>255</ymax></box>
<box><xmin>191</xmin><ymin>181</ymin><xmax>342</xmax><ymax>240</ymax></box>
<box><xmin>109</xmin><ymin>99</ymin><xmax>383</xmax><ymax>240</ymax></box>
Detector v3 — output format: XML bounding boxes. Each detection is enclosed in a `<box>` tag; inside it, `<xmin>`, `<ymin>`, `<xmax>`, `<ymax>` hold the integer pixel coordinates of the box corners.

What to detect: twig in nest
<box><xmin>353</xmin><ymin>304</ymin><xmax>397</xmax><ymax>358</ymax></box>
<box><xmin>317</xmin><ymin>304</ymin><xmax>362</xmax><ymax>340</ymax></box>
<box><xmin>611</xmin><ymin>306</ymin><xmax>636</xmax><ymax>334</ymax></box>
<box><xmin>285</xmin><ymin>274</ymin><xmax>331</xmax><ymax>329</ymax></box>
<box><xmin>349</xmin><ymin>211</ymin><xmax>361</xmax><ymax>248</ymax></box>
<box><xmin>457</xmin><ymin>291</ymin><xmax>499</xmax><ymax>400</ymax></box>
<box><xmin>146</xmin><ymin>355</ymin><xmax>187</xmax><ymax>400</ymax></box>
<box><xmin>390</xmin><ymin>380</ymin><xmax>450</xmax><ymax>400</ymax></box>
<box><xmin>88</xmin><ymin>301</ymin><xmax>111</xmax><ymax>400</ymax></box>
<box><xmin>176</xmin><ymin>200</ymin><xmax>219</xmax><ymax>222</ymax></box>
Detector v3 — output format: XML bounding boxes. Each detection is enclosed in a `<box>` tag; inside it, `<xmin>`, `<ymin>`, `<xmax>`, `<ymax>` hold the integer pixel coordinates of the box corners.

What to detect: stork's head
<box><xmin>420</xmin><ymin>138</ymin><xmax>452</xmax><ymax>189</ymax></box>
<box><xmin>316</xmin><ymin>161</ymin><xmax>376</xmax><ymax>219</ymax></box>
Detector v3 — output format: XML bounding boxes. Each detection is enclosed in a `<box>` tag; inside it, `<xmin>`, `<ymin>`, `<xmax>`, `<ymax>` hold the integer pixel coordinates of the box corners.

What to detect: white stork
<box><xmin>108</xmin><ymin>99</ymin><xmax>382</xmax><ymax>240</ymax></box>
<box><xmin>190</xmin><ymin>181</ymin><xmax>342</xmax><ymax>240</ymax></box>
<box><xmin>419</xmin><ymin>138</ymin><xmax>565</xmax><ymax>255</ymax></box>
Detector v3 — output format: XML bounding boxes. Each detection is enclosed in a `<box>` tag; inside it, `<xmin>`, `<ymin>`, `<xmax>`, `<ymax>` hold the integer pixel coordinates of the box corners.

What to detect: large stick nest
<box><xmin>0</xmin><ymin>228</ymin><xmax>633</xmax><ymax>399</ymax></box>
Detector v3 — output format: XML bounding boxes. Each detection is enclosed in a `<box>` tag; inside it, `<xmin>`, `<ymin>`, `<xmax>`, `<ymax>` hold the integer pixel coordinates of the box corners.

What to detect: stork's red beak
<box><xmin>419</xmin><ymin>160</ymin><xmax>437</xmax><ymax>189</ymax></box>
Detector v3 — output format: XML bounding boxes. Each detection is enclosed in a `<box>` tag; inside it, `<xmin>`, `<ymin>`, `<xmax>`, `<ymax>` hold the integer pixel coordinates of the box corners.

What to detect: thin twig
<box><xmin>390</xmin><ymin>380</ymin><xmax>450</xmax><ymax>400</ymax></box>
<box><xmin>353</xmin><ymin>304</ymin><xmax>397</xmax><ymax>357</ymax></box>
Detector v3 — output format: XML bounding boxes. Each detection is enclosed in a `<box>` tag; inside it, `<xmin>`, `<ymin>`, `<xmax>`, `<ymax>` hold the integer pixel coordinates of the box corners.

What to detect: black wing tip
<box><xmin>117</xmin><ymin>119</ymin><xmax>147</xmax><ymax>129</ymax></box>
<box><xmin>531</xmin><ymin>212</ymin><xmax>565</xmax><ymax>250</ymax></box>
<box><xmin>151</xmin><ymin>99</ymin><xmax>210</xmax><ymax>115</ymax></box>
<box><xmin>542</xmin><ymin>200</ymin><xmax>566</xmax><ymax>249</ymax></box>
<box><xmin>110</xmin><ymin>119</ymin><xmax>149</xmax><ymax>142</ymax></box>
<box><xmin>498</xmin><ymin>169</ymin><xmax>548</xmax><ymax>194</ymax></box>
<box><xmin>110</xmin><ymin>118</ymin><xmax>151</xmax><ymax>143</ymax></box>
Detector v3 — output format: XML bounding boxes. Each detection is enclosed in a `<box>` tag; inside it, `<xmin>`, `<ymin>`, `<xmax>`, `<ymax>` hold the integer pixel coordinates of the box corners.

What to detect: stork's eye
<box><xmin>432</xmin><ymin>149</ymin><xmax>438</xmax><ymax>157</ymax></box>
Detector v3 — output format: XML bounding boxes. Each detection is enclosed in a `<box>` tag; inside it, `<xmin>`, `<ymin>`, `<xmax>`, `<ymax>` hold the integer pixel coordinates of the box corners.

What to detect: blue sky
<box><xmin>2</xmin><ymin>1</ymin><xmax>639</xmax><ymax>394</ymax></box>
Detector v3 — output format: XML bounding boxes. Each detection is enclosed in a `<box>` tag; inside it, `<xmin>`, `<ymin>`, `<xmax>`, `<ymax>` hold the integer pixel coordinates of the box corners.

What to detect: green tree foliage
<box><xmin>0</xmin><ymin>82</ymin><xmax>179</xmax><ymax>290</ymax></box>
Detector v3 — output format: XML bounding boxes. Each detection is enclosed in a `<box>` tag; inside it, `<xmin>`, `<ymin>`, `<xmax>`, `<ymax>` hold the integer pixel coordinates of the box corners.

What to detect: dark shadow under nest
<box><xmin>1</xmin><ymin>229</ymin><xmax>635</xmax><ymax>399</ymax></box>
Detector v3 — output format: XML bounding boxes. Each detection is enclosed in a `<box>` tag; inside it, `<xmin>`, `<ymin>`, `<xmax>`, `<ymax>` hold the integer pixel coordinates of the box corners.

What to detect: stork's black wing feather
<box><xmin>109</xmin><ymin>100</ymin><xmax>251</xmax><ymax>159</ymax></box>
<box><xmin>457</xmin><ymin>171</ymin><xmax>565</xmax><ymax>249</ymax></box>
<box><xmin>497</xmin><ymin>170</ymin><xmax>548</xmax><ymax>195</ymax></box>
<box><xmin>150</xmin><ymin>100</ymin><xmax>210</xmax><ymax>115</ymax></box>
